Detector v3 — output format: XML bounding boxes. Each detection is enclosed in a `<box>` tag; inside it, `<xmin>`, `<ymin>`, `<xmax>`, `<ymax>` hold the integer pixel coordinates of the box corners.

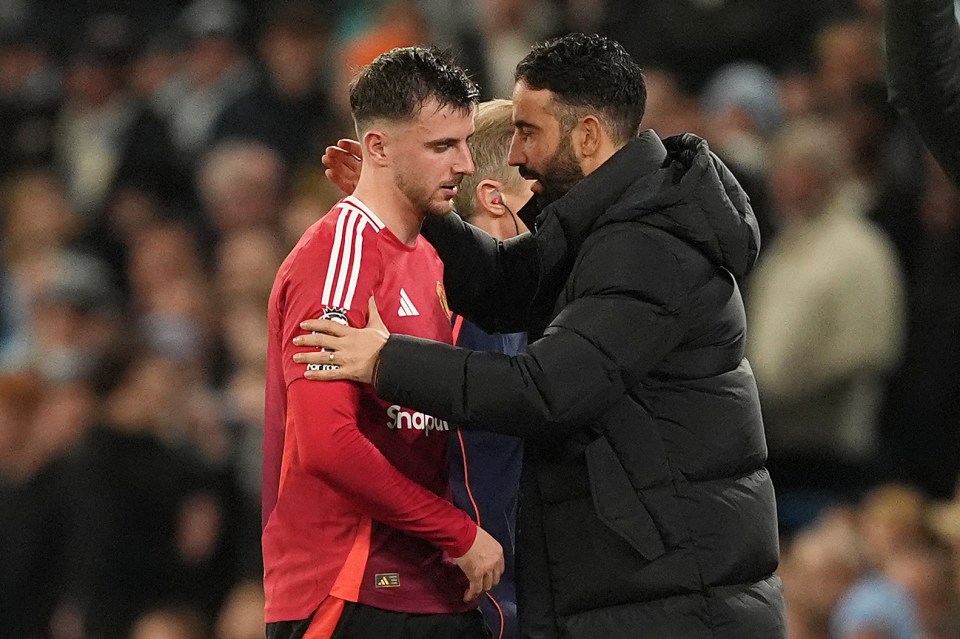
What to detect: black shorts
<box><xmin>267</xmin><ymin>601</ymin><xmax>492</xmax><ymax>639</ymax></box>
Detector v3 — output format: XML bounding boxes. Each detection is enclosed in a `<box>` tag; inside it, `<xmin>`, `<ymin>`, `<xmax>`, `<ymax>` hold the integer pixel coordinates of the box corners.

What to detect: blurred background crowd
<box><xmin>2</xmin><ymin>0</ymin><xmax>960</xmax><ymax>638</ymax></box>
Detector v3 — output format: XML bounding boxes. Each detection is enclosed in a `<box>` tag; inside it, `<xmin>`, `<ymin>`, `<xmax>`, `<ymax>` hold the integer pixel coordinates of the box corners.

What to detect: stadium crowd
<box><xmin>2</xmin><ymin>0</ymin><xmax>960</xmax><ymax>638</ymax></box>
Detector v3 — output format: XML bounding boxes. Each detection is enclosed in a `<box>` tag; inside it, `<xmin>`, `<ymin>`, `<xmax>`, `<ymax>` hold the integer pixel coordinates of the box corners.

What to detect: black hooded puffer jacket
<box><xmin>377</xmin><ymin>131</ymin><xmax>787</xmax><ymax>638</ymax></box>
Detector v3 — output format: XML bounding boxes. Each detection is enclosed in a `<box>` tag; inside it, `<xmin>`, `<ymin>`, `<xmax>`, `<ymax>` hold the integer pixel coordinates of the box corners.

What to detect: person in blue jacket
<box><xmin>447</xmin><ymin>99</ymin><xmax>533</xmax><ymax>639</ymax></box>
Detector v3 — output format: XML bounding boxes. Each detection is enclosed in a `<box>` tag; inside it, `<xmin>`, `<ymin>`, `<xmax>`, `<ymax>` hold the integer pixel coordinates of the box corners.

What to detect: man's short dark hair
<box><xmin>515</xmin><ymin>33</ymin><xmax>646</xmax><ymax>144</ymax></box>
<box><xmin>350</xmin><ymin>46</ymin><xmax>480</xmax><ymax>134</ymax></box>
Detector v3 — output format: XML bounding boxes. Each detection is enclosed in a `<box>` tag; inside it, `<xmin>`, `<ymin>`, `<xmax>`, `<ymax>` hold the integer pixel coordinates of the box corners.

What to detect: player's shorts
<box><xmin>266</xmin><ymin>597</ymin><xmax>491</xmax><ymax>639</ymax></box>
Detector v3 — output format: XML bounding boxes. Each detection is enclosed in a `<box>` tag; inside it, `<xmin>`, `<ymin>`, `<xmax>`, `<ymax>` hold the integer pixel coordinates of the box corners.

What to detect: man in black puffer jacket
<box><xmin>298</xmin><ymin>34</ymin><xmax>786</xmax><ymax>639</ymax></box>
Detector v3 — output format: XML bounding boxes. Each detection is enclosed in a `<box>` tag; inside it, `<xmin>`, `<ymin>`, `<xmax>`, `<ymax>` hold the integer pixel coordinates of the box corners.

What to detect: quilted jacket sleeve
<box><xmin>421</xmin><ymin>212</ymin><xmax>541</xmax><ymax>334</ymax></box>
<box><xmin>374</xmin><ymin>228</ymin><xmax>687</xmax><ymax>441</ymax></box>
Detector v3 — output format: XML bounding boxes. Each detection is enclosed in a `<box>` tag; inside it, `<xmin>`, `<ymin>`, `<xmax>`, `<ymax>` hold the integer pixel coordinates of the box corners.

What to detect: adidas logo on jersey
<box><xmin>375</xmin><ymin>573</ymin><xmax>400</xmax><ymax>588</ymax></box>
<box><xmin>398</xmin><ymin>288</ymin><xmax>419</xmax><ymax>317</ymax></box>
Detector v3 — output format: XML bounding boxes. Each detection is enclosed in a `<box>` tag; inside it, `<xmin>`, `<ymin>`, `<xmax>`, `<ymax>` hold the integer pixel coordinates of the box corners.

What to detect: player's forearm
<box><xmin>288</xmin><ymin>380</ymin><xmax>477</xmax><ymax>556</ymax></box>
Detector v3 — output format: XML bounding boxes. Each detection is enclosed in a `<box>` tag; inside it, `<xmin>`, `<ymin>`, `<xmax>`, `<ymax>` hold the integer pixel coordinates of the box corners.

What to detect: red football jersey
<box><xmin>263</xmin><ymin>196</ymin><xmax>477</xmax><ymax>622</ymax></box>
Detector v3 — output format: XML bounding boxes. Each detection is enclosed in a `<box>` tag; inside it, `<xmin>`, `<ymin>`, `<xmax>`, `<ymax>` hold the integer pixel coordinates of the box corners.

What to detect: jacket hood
<box><xmin>525</xmin><ymin>130</ymin><xmax>761</xmax><ymax>279</ymax></box>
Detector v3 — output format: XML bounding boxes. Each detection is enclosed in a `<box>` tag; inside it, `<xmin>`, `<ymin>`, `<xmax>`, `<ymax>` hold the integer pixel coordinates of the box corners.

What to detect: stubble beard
<box><xmin>394</xmin><ymin>170</ymin><xmax>453</xmax><ymax>218</ymax></box>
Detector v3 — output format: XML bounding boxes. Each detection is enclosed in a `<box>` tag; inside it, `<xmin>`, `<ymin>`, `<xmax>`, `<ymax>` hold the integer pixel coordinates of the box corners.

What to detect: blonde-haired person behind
<box><xmin>448</xmin><ymin>98</ymin><xmax>532</xmax><ymax>639</ymax></box>
<box><xmin>453</xmin><ymin>99</ymin><xmax>531</xmax><ymax>240</ymax></box>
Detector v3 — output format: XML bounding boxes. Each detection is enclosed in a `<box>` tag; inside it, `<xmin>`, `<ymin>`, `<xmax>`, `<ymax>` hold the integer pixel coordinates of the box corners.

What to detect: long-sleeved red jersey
<box><xmin>262</xmin><ymin>196</ymin><xmax>477</xmax><ymax>622</ymax></box>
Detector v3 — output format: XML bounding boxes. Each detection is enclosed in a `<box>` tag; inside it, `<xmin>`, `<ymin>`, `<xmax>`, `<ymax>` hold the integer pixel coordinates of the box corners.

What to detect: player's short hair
<box><xmin>454</xmin><ymin>99</ymin><xmax>525</xmax><ymax>220</ymax></box>
<box><xmin>350</xmin><ymin>46</ymin><xmax>479</xmax><ymax>135</ymax></box>
<box><xmin>515</xmin><ymin>33</ymin><xmax>646</xmax><ymax>144</ymax></box>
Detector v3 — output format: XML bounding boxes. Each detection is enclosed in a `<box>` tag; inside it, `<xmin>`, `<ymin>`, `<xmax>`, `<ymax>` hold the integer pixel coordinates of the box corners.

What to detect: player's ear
<box><xmin>362</xmin><ymin>130</ymin><xmax>388</xmax><ymax>167</ymax></box>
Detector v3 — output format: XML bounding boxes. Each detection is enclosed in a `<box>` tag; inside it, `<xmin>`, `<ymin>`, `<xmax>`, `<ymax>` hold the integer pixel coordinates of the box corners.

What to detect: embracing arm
<box><xmin>421</xmin><ymin>213</ymin><xmax>540</xmax><ymax>333</ymax></box>
<box><xmin>885</xmin><ymin>0</ymin><xmax>960</xmax><ymax>184</ymax></box>
<box><xmin>321</xmin><ymin>139</ymin><xmax>541</xmax><ymax>331</ymax></box>
<box><xmin>376</xmin><ymin>231</ymin><xmax>686</xmax><ymax>440</ymax></box>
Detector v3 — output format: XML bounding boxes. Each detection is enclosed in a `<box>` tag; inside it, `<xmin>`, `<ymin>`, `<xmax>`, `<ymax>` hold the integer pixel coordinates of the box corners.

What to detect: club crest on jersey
<box><xmin>320</xmin><ymin>307</ymin><xmax>348</xmax><ymax>325</ymax></box>
<box><xmin>436</xmin><ymin>281</ymin><xmax>451</xmax><ymax>320</ymax></box>
<box><xmin>304</xmin><ymin>307</ymin><xmax>348</xmax><ymax>372</ymax></box>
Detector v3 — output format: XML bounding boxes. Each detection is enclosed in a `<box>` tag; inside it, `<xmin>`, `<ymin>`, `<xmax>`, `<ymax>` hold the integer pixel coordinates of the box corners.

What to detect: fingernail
<box><xmin>299</xmin><ymin>322</ymin><xmax>308</xmax><ymax>329</ymax></box>
<box><xmin>293</xmin><ymin>354</ymin><xmax>302</xmax><ymax>362</ymax></box>
<box><xmin>293</xmin><ymin>336</ymin><xmax>302</xmax><ymax>345</ymax></box>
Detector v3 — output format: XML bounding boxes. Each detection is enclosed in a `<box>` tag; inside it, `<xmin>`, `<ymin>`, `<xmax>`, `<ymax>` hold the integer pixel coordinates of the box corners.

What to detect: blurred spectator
<box><xmin>277</xmin><ymin>190</ymin><xmax>342</xmax><ymax>250</ymax></box>
<box><xmin>747</xmin><ymin>118</ymin><xmax>905</xmax><ymax>526</ymax></box>
<box><xmin>212</xmin><ymin>0</ymin><xmax>335</xmax><ymax>172</ymax></box>
<box><xmin>2</xmin><ymin>168</ymin><xmax>78</xmax><ymax>267</ymax></box>
<box><xmin>780</xmin><ymin>513</ymin><xmax>864</xmax><ymax>639</ymax></box>
<box><xmin>129</xmin><ymin>32</ymin><xmax>186</xmax><ymax>109</ymax></box>
<box><xmin>160</xmin><ymin>0</ymin><xmax>258</xmax><ymax>164</ymax></box>
<box><xmin>124</xmin><ymin>217</ymin><xmax>225</xmax><ymax>377</ymax></box>
<box><xmin>641</xmin><ymin>67</ymin><xmax>702</xmax><ymax>139</ymax></box>
<box><xmin>129</xmin><ymin>607</ymin><xmax>209</xmax><ymax>639</ymax></box>
<box><xmin>141</xmin><ymin>275</ymin><xmax>219</xmax><ymax>375</ymax></box>
<box><xmin>0</xmin><ymin>371</ymin><xmax>97</xmax><ymax>639</ymax></box>
<box><xmin>0</xmin><ymin>169</ymin><xmax>80</xmax><ymax>369</ymax></box>
<box><xmin>222</xmin><ymin>361</ymin><xmax>266</xmax><ymax>503</ymax></box>
<box><xmin>213</xmin><ymin>580</ymin><xmax>264</xmax><ymax>639</ymax></box>
<box><xmin>835</xmin><ymin>80</ymin><xmax>926</xmax><ymax>276</ymax></box>
<box><xmin>339</xmin><ymin>0</ymin><xmax>428</xmax><ymax>71</ymax></box>
<box><xmin>196</xmin><ymin>140</ymin><xmax>288</xmax><ymax>237</ymax></box>
<box><xmin>812</xmin><ymin>17</ymin><xmax>928</xmax><ymax>276</ymax></box>
<box><xmin>214</xmin><ymin>227</ymin><xmax>285</xmax><ymax>308</ymax></box>
<box><xmin>27</xmin><ymin>251</ymin><xmax>124</xmax><ymax>384</ymax></box>
<box><xmin>778</xmin><ymin>68</ymin><xmax>819</xmax><ymax>121</ymax></box>
<box><xmin>814</xmin><ymin>19</ymin><xmax>884</xmax><ymax>113</ymax></box>
<box><xmin>831</xmin><ymin>574</ymin><xmax>919</xmax><ymax>639</ymax></box>
<box><xmin>452</xmin><ymin>0</ymin><xmax>559</xmax><ymax>100</ymax></box>
<box><xmin>54</xmin><ymin>13</ymin><xmax>185</xmax><ymax>224</ymax></box>
<box><xmin>0</xmin><ymin>371</ymin><xmax>59</xmax><ymax>639</ymax></box>
<box><xmin>600</xmin><ymin>0</ymin><xmax>853</xmax><ymax>88</ymax></box>
<box><xmin>127</xmin><ymin>221</ymin><xmax>208</xmax><ymax>311</ymax></box>
<box><xmin>77</xmin><ymin>187</ymin><xmax>171</xmax><ymax>289</ymax></box>
<box><xmin>886</xmin><ymin>545</ymin><xmax>960</xmax><ymax>638</ymax></box>
<box><xmin>332</xmin><ymin>0</ymin><xmax>429</xmax><ymax>120</ymax></box>
<box><xmin>782</xmin><ymin>507</ymin><xmax>922</xmax><ymax>639</ymax></box>
<box><xmin>0</xmin><ymin>176</ymin><xmax>126</xmax><ymax>385</ymax></box>
<box><xmin>699</xmin><ymin>61</ymin><xmax>782</xmax><ymax>249</ymax></box>
<box><xmin>57</xmin><ymin>351</ymin><xmax>232</xmax><ymax>639</ymax></box>
<box><xmin>880</xmin><ymin>156</ymin><xmax>960</xmax><ymax>498</ymax></box>
<box><xmin>700</xmin><ymin>61</ymin><xmax>783</xmax><ymax>175</ymax></box>
<box><xmin>858</xmin><ymin>484</ymin><xmax>930</xmax><ymax>569</ymax></box>
<box><xmin>0</xmin><ymin>19</ymin><xmax>61</xmax><ymax>176</ymax></box>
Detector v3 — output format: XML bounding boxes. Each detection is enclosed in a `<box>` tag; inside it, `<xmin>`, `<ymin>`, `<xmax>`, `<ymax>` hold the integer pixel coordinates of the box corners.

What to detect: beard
<box><xmin>521</xmin><ymin>133</ymin><xmax>585</xmax><ymax>208</ymax></box>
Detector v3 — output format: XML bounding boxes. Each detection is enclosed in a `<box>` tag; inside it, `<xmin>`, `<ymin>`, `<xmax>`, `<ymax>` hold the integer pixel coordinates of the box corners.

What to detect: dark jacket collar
<box><xmin>528</xmin><ymin>130</ymin><xmax>669</xmax><ymax>281</ymax></box>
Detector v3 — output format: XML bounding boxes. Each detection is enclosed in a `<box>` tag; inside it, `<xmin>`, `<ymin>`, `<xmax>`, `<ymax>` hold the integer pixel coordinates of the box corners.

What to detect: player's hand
<box><xmin>294</xmin><ymin>297</ymin><xmax>389</xmax><ymax>384</ymax></box>
<box><xmin>322</xmin><ymin>139</ymin><xmax>362</xmax><ymax>194</ymax></box>
<box><xmin>453</xmin><ymin>526</ymin><xmax>504</xmax><ymax>603</ymax></box>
